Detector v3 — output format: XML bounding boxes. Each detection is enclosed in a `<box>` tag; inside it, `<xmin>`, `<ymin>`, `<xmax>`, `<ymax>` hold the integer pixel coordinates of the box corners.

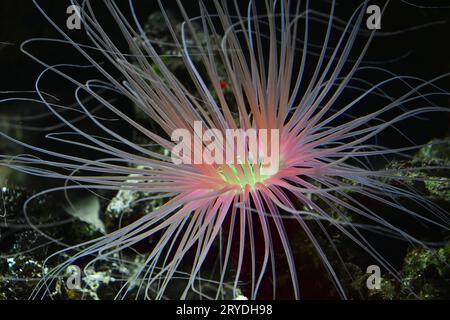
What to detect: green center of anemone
<box><xmin>217</xmin><ymin>161</ymin><xmax>278</xmax><ymax>189</ymax></box>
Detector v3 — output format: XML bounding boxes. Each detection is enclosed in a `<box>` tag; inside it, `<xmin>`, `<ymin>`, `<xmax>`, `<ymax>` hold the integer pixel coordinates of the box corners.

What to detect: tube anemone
<box><xmin>0</xmin><ymin>0</ymin><xmax>449</xmax><ymax>299</ymax></box>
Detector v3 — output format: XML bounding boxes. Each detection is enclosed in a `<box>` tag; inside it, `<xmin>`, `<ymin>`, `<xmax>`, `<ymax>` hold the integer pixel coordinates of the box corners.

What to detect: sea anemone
<box><xmin>0</xmin><ymin>0</ymin><xmax>449</xmax><ymax>300</ymax></box>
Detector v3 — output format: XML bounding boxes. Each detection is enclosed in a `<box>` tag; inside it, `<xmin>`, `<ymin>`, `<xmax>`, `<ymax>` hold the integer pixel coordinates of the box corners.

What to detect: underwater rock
<box><xmin>365</xmin><ymin>243</ymin><xmax>450</xmax><ymax>300</ymax></box>
<box><xmin>104</xmin><ymin>186</ymin><xmax>162</xmax><ymax>234</ymax></box>
<box><xmin>333</xmin><ymin>139</ymin><xmax>450</xmax><ymax>299</ymax></box>
<box><xmin>64</xmin><ymin>194</ymin><xmax>105</xmax><ymax>234</ymax></box>
<box><xmin>61</xmin><ymin>257</ymin><xmax>143</xmax><ymax>300</ymax></box>
<box><xmin>0</xmin><ymin>187</ymin><xmax>121</xmax><ymax>299</ymax></box>
<box><xmin>0</xmin><ymin>187</ymin><xmax>62</xmax><ymax>299</ymax></box>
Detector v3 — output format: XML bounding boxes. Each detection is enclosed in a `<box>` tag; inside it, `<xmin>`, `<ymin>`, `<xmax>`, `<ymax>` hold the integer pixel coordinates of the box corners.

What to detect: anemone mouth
<box><xmin>217</xmin><ymin>160</ymin><xmax>281</xmax><ymax>190</ymax></box>
<box><xmin>198</xmin><ymin>127</ymin><xmax>284</xmax><ymax>190</ymax></box>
